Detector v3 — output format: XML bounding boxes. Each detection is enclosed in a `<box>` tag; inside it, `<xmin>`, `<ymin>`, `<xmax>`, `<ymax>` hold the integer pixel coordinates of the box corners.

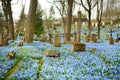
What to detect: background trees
<box><xmin>80</xmin><ymin>0</ymin><xmax>97</xmax><ymax>37</ymax></box>
<box><xmin>96</xmin><ymin>0</ymin><xmax>103</xmax><ymax>39</ymax></box>
<box><xmin>1</xmin><ymin>0</ymin><xmax>14</xmax><ymax>40</ymax></box>
<box><xmin>65</xmin><ymin>0</ymin><xmax>74</xmax><ymax>41</ymax></box>
<box><xmin>0</xmin><ymin>0</ymin><xmax>119</xmax><ymax>43</ymax></box>
<box><xmin>34</xmin><ymin>4</ymin><xmax>44</xmax><ymax>36</ymax></box>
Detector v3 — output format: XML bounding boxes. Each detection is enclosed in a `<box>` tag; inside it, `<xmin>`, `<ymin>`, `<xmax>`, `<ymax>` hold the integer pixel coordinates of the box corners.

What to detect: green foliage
<box><xmin>18</xmin><ymin>32</ymin><xmax>24</xmax><ymax>36</ymax></box>
<box><xmin>34</xmin><ymin>4</ymin><xmax>44</xmax><ymax>36</ymax></box>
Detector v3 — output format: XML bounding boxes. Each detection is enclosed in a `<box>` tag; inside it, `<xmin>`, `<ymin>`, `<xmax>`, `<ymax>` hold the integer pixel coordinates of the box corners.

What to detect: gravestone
<box><xmin>90</xmin><ymin>34</ymin><xmax>97</xmax><ymax>42</ymax></box>
<box><xmin>0</xmin><ymin>33</ymin><xmax>3</xmax><ymax>46</ymax></box>
<box><xmin>109</xmin><ymin>36</ymin><xmax>114</xmax><ymax>45</ymax></box>
<box><xmin>53</xmin><ymin>34</ymin><xmax>61</xmax><ymax>47</ymax></box>
<box><xmin>49</xmin><ymin>33</ymin><xmax>53</xmax><ymax>44</ymax></box>
<box><xmin>115</xmin><ymin>33</ymin><xmax>119</xmax><ymax>42</ymax></box>
<box><xmin>70</xmin><ymin>43</ymin><xmax>86</xmax><ymax>52</ymax></box>
<box><xmin>37</xmin><ymin>32</ymin><xmax>47</xmax><ymax>42</ymax></box>
<box><xmin>109</xmin><ymin>29</ymin><xmax>114</xmax><ymax>44</ymax></box>
<box><xmin>44</xmin><ymin>49</ymin><xmax>60</xmax><ymax>57</ymax></box>
<box><xmin>17</xmin><ymin>41</ymin><xmax>23</xmax><ymax>46</ymax></box>
<box><xmin>42</xmin><ymin>32</ymin><xmax>47</xmax><ymax>42</ymax></box>
<box><xmin>7</xmin><ymin>51</ymin><xmax>16</xmax><ymax>60</ymax></box>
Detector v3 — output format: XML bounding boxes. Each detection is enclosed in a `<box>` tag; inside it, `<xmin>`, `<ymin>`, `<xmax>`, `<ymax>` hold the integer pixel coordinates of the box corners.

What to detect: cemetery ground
<box><xmin>0</xmin><ymin>26</ymin><xmax>120</xmax><ymax>80</ymax></box>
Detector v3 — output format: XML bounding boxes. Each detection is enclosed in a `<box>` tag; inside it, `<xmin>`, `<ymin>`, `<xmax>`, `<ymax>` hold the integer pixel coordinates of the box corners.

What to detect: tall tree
<box><xmin>15</xmin><ymin>5</ymin><xmax>26</xmax><ymax>36</ymax></box>
<box><xmin>96</xmin><ymin>0</ymin><xmax>103</xmax><ymax>39</ymax></box>
<box><xmin>65</xmin><ymin>0</ymin><xmax>74</xmax><ymax>41</ymax></box>
<box><xmin>46</xmin><ymin>0</ymin><xmax>74</xmax><ymax>41</ymax></box>
<box><xmin>24</xmin><ymin>0</ymin><xmax>37</xmax><ymax>43</ymax></box>
<box><xmin>1</xmin><ymin>0</ymin><xmax>14</xmax><ymax>40</ymax></box>
<box><xmin>80</xmin><ymin>0</ymin><xmax>97</xmax><ymax>37</ymax></box>
<box><xmin>34</xmin><ymin>4</ymin><xmax>44</xmax><ymax>36</ymax></box>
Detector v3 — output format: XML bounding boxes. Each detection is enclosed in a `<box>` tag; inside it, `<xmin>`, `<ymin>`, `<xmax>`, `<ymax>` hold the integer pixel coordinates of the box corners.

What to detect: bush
<box><xmin>19</xmin><ymin>32</ymin><xmax>24</xmax><ymax>36</ymax></box>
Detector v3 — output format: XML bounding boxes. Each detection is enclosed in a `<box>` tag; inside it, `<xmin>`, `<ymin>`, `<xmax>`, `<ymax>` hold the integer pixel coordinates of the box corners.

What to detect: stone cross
<box><xmin>76</xmin><ymin>11</ymin><xmax>81</xmax><ymax>43</ymax></box>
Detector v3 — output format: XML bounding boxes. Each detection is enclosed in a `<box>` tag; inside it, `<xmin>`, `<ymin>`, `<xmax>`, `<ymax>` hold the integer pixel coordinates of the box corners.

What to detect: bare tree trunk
<box><xmin>65</xmin><ymin>0</ymin><xmax>73</xmax><ymax>41</ymax></box>
<box><xmin>1</xmin><ymin>0</ymin><xmax>14</xmax><ymax>40</ymax></box>
<box><xmin>25</xmin><ymin>0</ymin><xmax>37</xmax><ymax>43</ymax></box>
<box><xmin>61</xmin><ymin>16</ymin><xmax>65</xmax><ymax>32</ymax></box>
<box><xmin>80</xmin><ymin>0</ymin><xmax>97</xmax><ymax>38</ymax></box>
<box><xmin>87</xmin><ymin>10</ymin><xmax>92</xmax><ymax>37</ymax></box>
<box><xmin>97</xmin><ymin>21</ymin><xmax>101</xmax><ymax>39</ymax></box>
<box><xmin>97</xmin><ymin>0</ymin><xmax>103</xmax><ymax>39</ymax></box>
<box><xmin>8</xmin><ymin>1</ymin><xmax>14</xmax><ymax>40</ymax></box>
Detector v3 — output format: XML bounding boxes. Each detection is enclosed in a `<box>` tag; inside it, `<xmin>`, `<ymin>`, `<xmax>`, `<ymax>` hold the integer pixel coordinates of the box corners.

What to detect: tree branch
<box><xmin>80</xmin><ymin>0</ymin><xmax>89</xmax><ymax>12</ymax></box>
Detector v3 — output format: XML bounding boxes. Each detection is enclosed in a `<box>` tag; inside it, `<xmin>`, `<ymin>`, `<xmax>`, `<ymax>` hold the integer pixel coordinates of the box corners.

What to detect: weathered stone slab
<box><xmin>17</xmin><ymin>41</ymin><xmax>23</xmax><ymax>46</ymax></box>
<box><xmin>7</xmin><ymin>51</ymin><xmax>16</xmax><ymax>60</ymax></box>
<box><xmin>70</xmin><ymin>43</ymin><xmax>86</xmax><ymax>52</ymax></box>
<box><xmin>42</xmin><ymin>32</ymin><xmax>47</xmax><ymax>42</ymax></box>
<box><xmin>44</xmin><ymin>49</ymin><xmax>60</xmax><ymax>57</ymax></box>
<box><xmin>115</xmin><ymin>33</ymin><xmax>120</xmax><ymax>42</ymax></box>
<box><xmin>109</xmin><ymin>36</ymin><xmax>114</xmax><ymax>45</ymax></box>
<box><xmin>90</xmin><ymin>34</ymin><xmax>97</xmax><ymax>42</ymax></box>
<box><xmin>53</xmin><ymin>35</ymin><xmax>61</xmax><ymax>47</ymax></box>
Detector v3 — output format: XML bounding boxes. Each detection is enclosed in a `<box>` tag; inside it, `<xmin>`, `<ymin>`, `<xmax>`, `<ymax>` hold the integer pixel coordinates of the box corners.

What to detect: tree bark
<box><xmin>80</xmin><ymin>0</ymin><xmax>97</xmax><ymax>38</ymax></box>
<box><xmin>25</xmin><ymin>0</ymin><xmax>37</xmax><ymax>43</ymax></box>
<box><xmin>8</xmin><ymin>0</ymin><xmax>14</xmax><ymax>40</ymax></box>
<box><xmin>1</xmin><ymin>0</ymin><xmax>14</xmax><ymax>40</ymax></box>
<box><xmin>87</xmin><ymin>10</ymin><xmax>92</xmax><ymax>37</ymax></box>
<box><xmin>97</xmin><ymin>0</ymin><xmax>103</xmax><ymax>39</ymax></box>
<box><xmin>65</xmin><ymin>0</ymin><xmax>73</xmax><ymax>41</ymax></box>
<box><xmin>97</xmin><ymin>21</ymin><xmax>100</xmax><ymax>39</ymax></box>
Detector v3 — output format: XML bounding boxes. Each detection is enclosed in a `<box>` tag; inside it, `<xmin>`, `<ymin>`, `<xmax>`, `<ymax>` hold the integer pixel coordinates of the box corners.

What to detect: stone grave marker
<box><xmin>49</xmin><ymin>33</ymin><xmax>53</xmax><ymax>44</ymax></box>
<box><xmin>7</xmin><ymin>51</ymin><xmax>16</xmax><ymax>60</ymax></box>
<box><xmin>90</xmin><ymin>34</ymin><xmax>97</xmax><ymax>42</ymax></box>
<box><xmin>70</xmin><ymin>43</ymin><xmax>86</xmax><ymax>52</ymax></box>
<box><xmin>115</xmin><ymin>33</ymin><xmax>119</xmax><ymax>42</ymax></box>
<box><xmin>17</xmin><ymin>41</ymin><xmax>23</xmax><ymax>46</ymax></box>
<box><xmin>109</xmin><ymin>36</ymin><xmax>114</xmax><ymax>44</ymax></box>
<box><xmin>42</xmin><ymin>32</ymin><xmax>47</xmax><ymax>42</ymax></box>
<box><xmin>53</xmin><ymin>34</ymin><xmax>61</xmax><ymax>47</ymax></box>
<box><xmin>109</xmin><ymin>29</ymin><xmax>114</xmax><ymax>45</ymax></box>
<box><xmin>44</xmin><ymin>49</ymin><xmax>60</xmax><ymax>57</ymax></box>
